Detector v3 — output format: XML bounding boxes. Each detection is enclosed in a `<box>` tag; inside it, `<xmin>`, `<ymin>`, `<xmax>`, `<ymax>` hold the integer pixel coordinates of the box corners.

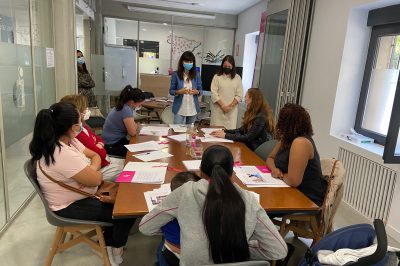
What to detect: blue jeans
<box><xmin>173</xmin><ymin>113</ymin><xmax>197</xmax><ymax>124</ymax></box>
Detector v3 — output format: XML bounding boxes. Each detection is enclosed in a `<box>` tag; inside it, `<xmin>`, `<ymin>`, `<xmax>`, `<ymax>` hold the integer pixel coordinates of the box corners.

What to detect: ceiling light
<box><xmin>127</xmin><ymin>6</ymin><xmax>215</xmax><ymax>20</ymax></box>
<box><xmin>163</xmin><ymin>23</ymin><xmax>168</xmax><ymax>26</ymax></box>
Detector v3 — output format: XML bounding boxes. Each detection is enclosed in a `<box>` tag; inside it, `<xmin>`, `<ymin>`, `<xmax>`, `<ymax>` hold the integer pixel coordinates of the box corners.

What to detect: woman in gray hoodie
<box><xmin>139</xmin><ymin>145</ymin><xmax>287</xmax><ymax>265</ymax></box>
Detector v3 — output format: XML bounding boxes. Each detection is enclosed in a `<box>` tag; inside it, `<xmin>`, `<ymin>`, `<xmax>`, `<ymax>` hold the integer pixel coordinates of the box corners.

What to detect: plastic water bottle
<box><xmin>186</xmin><ymin>123</ymin><xmax>194</xmax><ymax>147</ymax></box>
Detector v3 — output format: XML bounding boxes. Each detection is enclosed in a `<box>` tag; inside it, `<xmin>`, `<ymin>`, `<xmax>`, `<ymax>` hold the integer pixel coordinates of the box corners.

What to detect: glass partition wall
<box><xmin>100</xmin><ymin>17</ymin><xmax>235</xmax><ymax>112</ymax></box>
<box><xmin>0</xmin><ymin>0</ymin><xmax>56</xmax><ymax>233</ymax></box>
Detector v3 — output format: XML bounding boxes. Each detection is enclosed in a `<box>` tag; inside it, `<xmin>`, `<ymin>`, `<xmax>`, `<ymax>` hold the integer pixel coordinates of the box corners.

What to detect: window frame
<box><xmin>354</xmin><ymin>23</ymin><xmax>400</xmax><ymax>145</ymax></box>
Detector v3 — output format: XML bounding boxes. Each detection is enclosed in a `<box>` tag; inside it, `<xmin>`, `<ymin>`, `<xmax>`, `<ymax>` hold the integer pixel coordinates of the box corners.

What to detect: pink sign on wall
<box><xmin>260</xmin><ymin>11</ymin><xmax>267</xmax><ymax>33</ymax></box>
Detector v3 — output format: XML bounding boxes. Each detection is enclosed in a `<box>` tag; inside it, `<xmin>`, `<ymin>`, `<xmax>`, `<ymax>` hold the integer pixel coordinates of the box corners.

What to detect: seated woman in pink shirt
<box><xmin>60</xmin><ymin>95</ymin><xmax>124</xmax><ymax>181</ymax></box>
<box><xmin>29</xmin><ymin>102</ymin><xmax>134</xmax><ymax>266</ymax></box>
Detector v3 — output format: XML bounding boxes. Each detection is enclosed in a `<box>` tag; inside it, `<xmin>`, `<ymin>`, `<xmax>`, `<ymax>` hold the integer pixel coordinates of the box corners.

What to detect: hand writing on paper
<box><xmin>271</xmin><ymin>168</ymin><xmax>284</xmax><ymax>179</ymax></box>
<box><xmin>210</xmin><ymin>130</ymin><xmax>225</xmax><ymax>138</ymax></box>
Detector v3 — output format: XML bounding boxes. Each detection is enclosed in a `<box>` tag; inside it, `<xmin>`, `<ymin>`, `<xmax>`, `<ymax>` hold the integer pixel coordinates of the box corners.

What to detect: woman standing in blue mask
<box><xmin>77</xmin><ymin>50</ymin><xmax>96</xmax><ymax>107</ymax></box>
<box><xmin>169</xmin><ymin>51</ymin><xmax>203</xmax><ymax>124</ymax></box>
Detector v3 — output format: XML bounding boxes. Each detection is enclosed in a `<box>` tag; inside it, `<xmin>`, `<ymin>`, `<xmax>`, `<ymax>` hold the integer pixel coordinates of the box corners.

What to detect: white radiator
<box><xmin>338</xmin><ymin>147</ymin><xmax>397</xmax><ymax>222</ymax></box>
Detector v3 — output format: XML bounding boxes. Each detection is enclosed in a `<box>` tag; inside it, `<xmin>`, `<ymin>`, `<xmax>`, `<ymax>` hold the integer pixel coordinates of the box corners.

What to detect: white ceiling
<box><xmin>113</xmin><ymin>0</ymin><xmax>263</xmax><ymax>15</ymax></box>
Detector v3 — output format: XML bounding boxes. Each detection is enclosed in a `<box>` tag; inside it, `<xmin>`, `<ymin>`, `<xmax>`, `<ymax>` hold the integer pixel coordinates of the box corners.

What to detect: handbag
<box><xmin>38</xmin><ymin>163</ymin><xmax>118</xmax><ymax>204</ymax></box>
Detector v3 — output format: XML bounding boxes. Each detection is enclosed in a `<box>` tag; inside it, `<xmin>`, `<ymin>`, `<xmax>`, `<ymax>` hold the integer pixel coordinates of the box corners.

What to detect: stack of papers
<box><xmin>182</xmin><ymin>160</ymin><xmax>201</xmax><ymax>170</ymax></box>
<box><xmin>144</xmin><ymin>184</ymin><xmax>171</xmax><ymax>211</ymax></box>
<box><xmin>169</xmin><ymin>124</ymin><xmax>187</xmax><ymax>133</ymax></box>
<box><xmin>234</xmin><ymin>165</ymin><xmax>289</xmax><ymax>187</ymax></box>
<box><xmin>200</xmin><ymin>134</ymin><xmax>234</xmax><ymax>143</ymax></box>
<box><xmin>168</xmin><ymin>134</ymin><xmax>187</xmax><ymax>142</ymax></box>
<box><xmin>133</xmin><ymin>150</ymin><xmax>173</xmax><ymax>162</ymax></box>
<box><xmin>200</xmin><ymin>128</ymin><xmax>222</xmax><ymax>134</ymax></box>
<box><xmin>124</xmin><ymin>140</ymin><xmax>163</xmax><ymax>152</ymax></box>
<box><xmin>140</xmin><ymin>126</ymin><xmax>170</xmax><ymax>136</ymax></box>
<box><xmin>115</xmin><ymin>162</ymin><xmax>168</xmax><ymax>184</ymax></box>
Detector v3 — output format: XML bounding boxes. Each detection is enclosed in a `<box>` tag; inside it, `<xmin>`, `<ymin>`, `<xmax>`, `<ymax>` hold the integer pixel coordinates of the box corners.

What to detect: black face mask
<box><xmin>223</xmin><ymin>67</ymin><xmax>232</xmax><ymax>75</ymax></box>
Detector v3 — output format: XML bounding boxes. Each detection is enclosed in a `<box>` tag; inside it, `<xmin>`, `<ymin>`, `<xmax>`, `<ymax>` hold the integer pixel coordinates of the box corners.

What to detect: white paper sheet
<box><xmin>169</xmin><ymin>124</ymin><xmax>187</xmax><ymax>133</ymax></box>
<box><xmin>133</xmin><ymin>150</ymin><xmax>173</xmax><ymax>162</ymax></box>
<box><xmin>182</xmin><ymin>160</ymin><xmax>201</xmax><ymax>170</ymax></box>
<box><xmin>123</xmin><ymin>162</ymin><xmax>168</xmax><ymax>171</ymax></box>
<box><xmin>132</xmin><ymin>168</ymin><xmax>167</xmax><ymax>184</ymax></box>
<box><xmin>124</xmin><ymin>140</ymin><xmax>161</xmax><ymax>152</ymax></box>
<box><xmin>144</xmin><ymin>185</ymin><xmax>172</xmax><ymax>211</ymax></box>
<box><xmin>200</xmin><ymin>128</ymin><xmax>223</xmax><ymax>134</ymax></box>
<box><xmin>140</xmin><ymin>126</ymin><xmax>170</xmax><ymax>136</ymax></box>
<box><xmin>168</xmin><ymin>134</ymin><xmax>187</xmax><ymax>142</ymax></box>
<box><xmin>200</xmin><ymin>134</ymin><xmax>234</xmax><ymax>143</ymax></box>
<box><xmin>234</xmin><ymin>166</ymin><xmax>289</xmax><ymax>187</ymax></box>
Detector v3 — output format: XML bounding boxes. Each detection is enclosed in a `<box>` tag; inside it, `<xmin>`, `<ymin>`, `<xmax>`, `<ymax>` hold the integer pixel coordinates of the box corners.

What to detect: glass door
<box><xmin>258</xmin><ymin>10</ymin><xmax>289</xmax><ymax>112</ymax></box>
<box><xmin>0</xmin><ymin>0</ymin><xmax>35</xmax><ymax>218</ymax></box>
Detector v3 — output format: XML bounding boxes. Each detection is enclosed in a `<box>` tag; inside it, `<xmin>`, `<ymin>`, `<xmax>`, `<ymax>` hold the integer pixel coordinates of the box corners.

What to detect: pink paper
<box><xmin>115</xmin><ymin>171</ymin><xmax>135</xmax><ymax>183</ymax></box>
<box><xmin>256</xmin><ymin>166</ymin><xmax>271</xmax><ymax>173</ymax></box>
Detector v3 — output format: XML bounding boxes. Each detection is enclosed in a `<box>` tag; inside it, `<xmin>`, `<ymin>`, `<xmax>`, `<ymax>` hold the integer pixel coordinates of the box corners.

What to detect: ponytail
<box><xmin>116</xmin><ymin>85</ymin><xmax>145</xmax><ymax>111</ymax></box>
<box><xmin>29</xmin><ymin>102</ymin><xmax>80</xmax><ymax>166</ymax></box>
<box><xmin>201</xmin><ymin>145</ymin><xmax>249</xmax><ymax>263</ymax></box>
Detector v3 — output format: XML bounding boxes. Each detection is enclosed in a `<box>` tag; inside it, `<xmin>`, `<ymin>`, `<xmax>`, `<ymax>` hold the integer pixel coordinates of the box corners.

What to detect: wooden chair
<box><xmin>24</xmin><ymin>160</ymin><xmax>113</xmax><ymax>266</ymax></box>
<box><xmin>273</xmin><ymin>158</ymin><xmax>346</xmax><ymax>243</ymax></box>
<box><xmin>160</xmin><ymin>106</ymin><xmax>174</xmax><ymax>125</ymax></box>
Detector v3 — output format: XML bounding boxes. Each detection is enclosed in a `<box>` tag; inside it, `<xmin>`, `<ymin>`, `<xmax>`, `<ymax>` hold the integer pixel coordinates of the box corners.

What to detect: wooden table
<box><xmin>113</xmin><ymin>129</ymin><xmax>319</xmax><ymax>218</ymax></box>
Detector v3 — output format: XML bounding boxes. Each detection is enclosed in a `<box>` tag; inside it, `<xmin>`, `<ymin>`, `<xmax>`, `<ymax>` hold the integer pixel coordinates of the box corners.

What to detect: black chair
<box><xmin>24</xmin><ymin>160</ymin><xmax>113</xmax><ymax>266</ymax></box>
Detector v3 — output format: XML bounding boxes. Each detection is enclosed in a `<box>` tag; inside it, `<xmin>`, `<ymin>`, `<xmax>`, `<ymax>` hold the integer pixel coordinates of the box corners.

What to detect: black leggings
<box><xmin>55</xmin><ymin>197</ymin><xmax>135</xmax><ymax>247</ymax></box>
<box><xmin>104</xmin><ymin>137</ymin><xmax>129</xmax><ymax>158</ymax></box>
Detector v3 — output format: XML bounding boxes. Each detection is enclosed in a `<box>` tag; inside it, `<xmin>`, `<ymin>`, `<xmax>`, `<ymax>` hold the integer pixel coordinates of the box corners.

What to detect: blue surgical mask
<box><xmin>183</xmin><ymin>63</ymin><xmax>193</xmax><ymax>71</ymax></box>
<box><xmin>77</xmin><ymin>57</ymin><xmax>85</xmax><ymax>65</ymax></box>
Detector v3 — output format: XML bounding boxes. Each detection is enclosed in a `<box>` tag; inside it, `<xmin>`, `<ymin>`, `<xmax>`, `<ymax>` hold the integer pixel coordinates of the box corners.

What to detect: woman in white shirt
<box><xmin>210</xmin><ymin>55</ymin><xmax>243</xmax><ymax>129</ymax></box>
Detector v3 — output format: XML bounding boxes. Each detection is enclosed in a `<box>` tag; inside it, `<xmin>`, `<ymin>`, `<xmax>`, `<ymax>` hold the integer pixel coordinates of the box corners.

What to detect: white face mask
<box><xmin>73</xmin><ymin>123</ymin><xmax>83</xmax><ymax>137</ymax></box>
<box><xmin>83</xmin><ymin>110</ymin><xmax>91</xmax><ymax>120</ymax></box>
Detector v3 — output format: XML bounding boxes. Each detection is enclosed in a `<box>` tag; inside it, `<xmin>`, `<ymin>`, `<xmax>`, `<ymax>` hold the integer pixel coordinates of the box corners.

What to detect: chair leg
<box><xmin>45</xmin><ymin>227</ymin><xmax>64</xmax><ymax>266</ymax></box>
<box><xmin>96</xmin><ymin>226</ymin><xmax>111</xmax><ymax>266</ymax></box>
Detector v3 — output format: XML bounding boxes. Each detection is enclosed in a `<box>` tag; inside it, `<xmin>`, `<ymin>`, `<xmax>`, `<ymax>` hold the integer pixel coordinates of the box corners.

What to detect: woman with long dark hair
<box><xmin>60</xmin><ymin>94</ymin><xmax>124</xmax><ymax>181</ymax></box>
<box><xmin>139</xmin><ymin>145</ymin><xmax>287</xmax><ymax>265</ymax></box>
<box><xmin>169</xmin><ymin>51</ymin><xmax>203</xmax><ymax>124</ymax></box>
<box><xmin>210</xmin><ymin>55</ymin><xmax>243</xmax><ymax>129</ymax></box>
<box><xmin>29</xmin><ymin>102</ymin><xmax>135</xmax><ymax>266</ymax></box>
<box><xmin>102</xmin><ymin>85</ymin><xmax>145</xmax><ymax>157</ymax></box>
<box><xmin>266</xmin><ymin>103</ymin><xmax>327</xmax><ymax>206</ymax></box>
<box><xmin>77</xmin><ymin>50</ymin><xmax>97</xmax><ymax>107</ymax></box>
<box><xmin>211</xmin><ymin>88</ymin><xmax>275</xmax><ymax>151</ymax></box>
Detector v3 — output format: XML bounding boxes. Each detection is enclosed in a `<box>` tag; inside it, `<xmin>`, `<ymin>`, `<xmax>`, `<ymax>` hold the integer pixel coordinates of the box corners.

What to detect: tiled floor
<box><xmin>0</xmin><ymin>196</ymin><xmax>398</xmax><ymax>266</ymax></box>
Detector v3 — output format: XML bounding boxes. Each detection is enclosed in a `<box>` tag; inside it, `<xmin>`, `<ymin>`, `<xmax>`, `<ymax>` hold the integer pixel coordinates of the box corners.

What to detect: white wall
<box><xmin>300</xmin><ymin>0</ymin><xmax>400</xmax><ymax>242</ymax></box>
<box><xmin>234</xmin><ymin>0</ymin><xmax>267</xmax><ymax>67</ymax></box>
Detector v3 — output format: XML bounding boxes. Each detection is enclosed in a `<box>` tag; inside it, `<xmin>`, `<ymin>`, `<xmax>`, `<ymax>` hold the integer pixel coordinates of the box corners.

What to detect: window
<box><xmin>355</xmin><ymin>4</ymin><xmax>400</xmax><ymax>163</ymax></box>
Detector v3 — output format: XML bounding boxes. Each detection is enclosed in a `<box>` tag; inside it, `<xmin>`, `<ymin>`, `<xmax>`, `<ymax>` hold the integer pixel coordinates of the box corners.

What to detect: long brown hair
<box><xmin>276</xmin><ymin>103</ymin><xmax>313</xmax><ymax>149</ymax></box>
<box><xmin>242</xmin><ymin>88</ymin><xmax>275</xmax><ymax>134</ymax></box>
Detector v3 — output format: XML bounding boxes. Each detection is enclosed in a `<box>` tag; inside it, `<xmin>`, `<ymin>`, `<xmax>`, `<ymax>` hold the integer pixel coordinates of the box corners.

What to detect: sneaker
<box><xmin>112</xmin><ymin>247</ymin><xmax>124</xmax><ymax>264</ymax></box>
<box><xmin>106</xmin><ymin>246</ymin><xmax>120</xmax><ymax>266</ymax></box>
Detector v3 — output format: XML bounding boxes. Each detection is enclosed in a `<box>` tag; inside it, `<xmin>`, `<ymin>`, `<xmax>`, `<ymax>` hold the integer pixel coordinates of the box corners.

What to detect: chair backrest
<box><xmin>203</xmin><ymin>261</ymin><xmax>269</xmax><ymax>266</ymax></box>
<box><xmin>161</xmin><ymin>106</ymin><xmax>174</xmax><ymax>124</ymax></box>
<box><xmin>24</xmin><ymin>160</ymin><xmax>112</xmax><ymax>227</ymax></box>
<box><xmin>254</xmin><ymin>139</ymin><xmax>278</xmax><ymax>161</ymax></box>
<box><xmin>319</xmin><ymin>158</ymin><xmax>346</xmax><ymax>236</ymax></box>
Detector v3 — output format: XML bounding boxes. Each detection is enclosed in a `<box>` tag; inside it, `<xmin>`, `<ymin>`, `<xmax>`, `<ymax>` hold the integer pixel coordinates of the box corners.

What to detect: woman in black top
<box><xmin>210</xmin><ymin>88</ymin><xmax>275</xmax><ymax>151</ymax></box>
<box><xmin>266</xmin><ymin>103</ymin><xmax>327</xmax><ymax>206</ymax></box>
